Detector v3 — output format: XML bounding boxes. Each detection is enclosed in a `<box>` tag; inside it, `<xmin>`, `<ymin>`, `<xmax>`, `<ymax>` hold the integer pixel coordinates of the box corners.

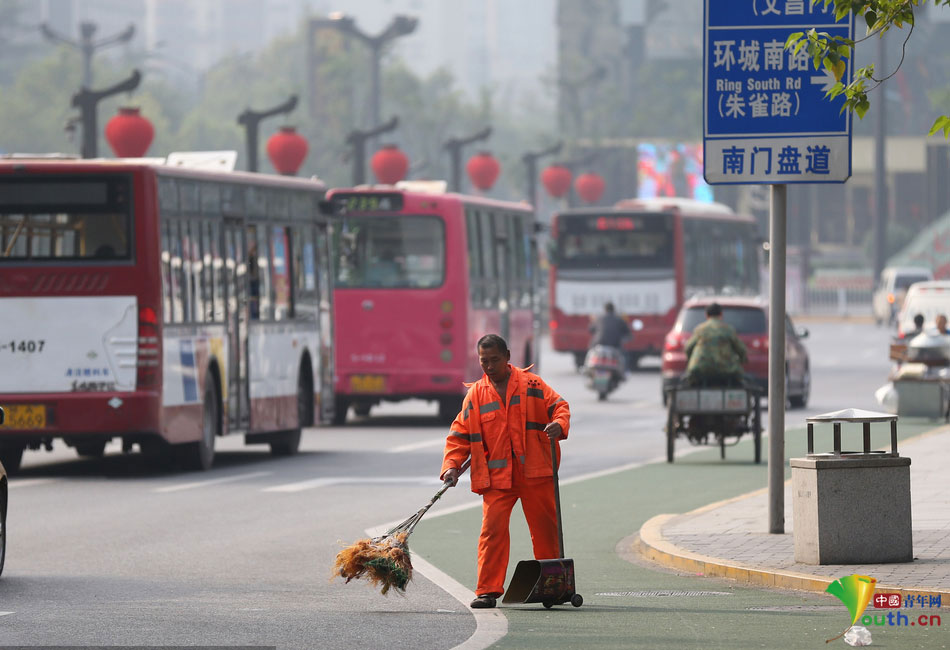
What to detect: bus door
<box><xmin>223</xmin><ymin>220</ymin><xmax>249</xmax><ymax>430</ymax></box>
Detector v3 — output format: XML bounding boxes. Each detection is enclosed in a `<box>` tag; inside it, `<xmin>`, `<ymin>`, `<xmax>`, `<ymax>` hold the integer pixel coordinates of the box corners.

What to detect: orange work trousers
<box><xmin>475</xmin><ymin>461</ymin><xmax>559</xmax><ymax>596</ymax></box>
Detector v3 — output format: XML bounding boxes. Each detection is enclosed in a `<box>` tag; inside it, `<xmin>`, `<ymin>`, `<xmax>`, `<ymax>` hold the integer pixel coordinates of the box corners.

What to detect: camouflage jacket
<box><xmin>684</xmin><ymin>318</ymin><xmax>747</xmax><ymax>378</ymax></box>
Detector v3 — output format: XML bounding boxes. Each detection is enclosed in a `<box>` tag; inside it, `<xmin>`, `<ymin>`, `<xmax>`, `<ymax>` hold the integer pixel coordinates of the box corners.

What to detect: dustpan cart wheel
<box><xmin>571</xmin><ymin>593</ymin><xmax>583</xmax><ymax>607</ymax></box>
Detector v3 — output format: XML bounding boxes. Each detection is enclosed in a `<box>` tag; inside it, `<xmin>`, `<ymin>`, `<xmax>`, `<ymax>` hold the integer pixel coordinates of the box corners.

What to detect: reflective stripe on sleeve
<box><xmin>463</xmin><ymin>402</ymin><xmax>473</xmax><ymax>420</ymax></box>
<box><xmin>526</xmin><ymin>421</ymin><xmax>545</xmax><ymax>431</ymax></box>
<box><xmin>487</xmin><ymin>459</ymin><xmax>508</xmax><ymax>469</ymax></box>
<box><xmin>527</xmin><ymin>388</ymin><xmax>545</xmax><ymax>399</ymax></box>
<box><xmin>450</xmin><ymin>430</ymin><xmax>472</xmax><ymax>441</ymax></box>
<box><xmin>547</xmin><ymin>397</ymin><xmax>565</xmax><ymax>419</ymax></box>
<box><xmin>480</xmin><ymin>401</ymin><xmax>501</xmax><ymax>414</ymax></box>
<box><xmin>519</xmin><ymin>455</ymin><xmax>525</xmax><ymax>464</ymax></box>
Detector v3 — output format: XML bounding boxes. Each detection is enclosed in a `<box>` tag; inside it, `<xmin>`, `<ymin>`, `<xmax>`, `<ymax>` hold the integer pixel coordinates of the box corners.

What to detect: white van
<box><xmin>873</xmin><ymin>266</ymin><xmax>933</xmax><ymax>326</ymax></box>
<box><xmin>895</xmin><ymin>281</ymin><xmax>950</xmax><ymax>337</ymax></box>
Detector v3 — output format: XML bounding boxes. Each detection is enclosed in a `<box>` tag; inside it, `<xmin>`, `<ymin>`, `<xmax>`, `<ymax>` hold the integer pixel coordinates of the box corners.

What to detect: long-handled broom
<box><xmin>332</xmin><ymin>459</ymin><xmax>470</xmax><ymax>595</ymax></box>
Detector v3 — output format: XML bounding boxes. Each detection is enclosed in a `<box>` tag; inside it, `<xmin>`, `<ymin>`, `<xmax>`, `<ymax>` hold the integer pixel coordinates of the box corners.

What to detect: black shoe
<box><xmin>470</xmin><ymin>594</ymin><xmax>497</xmax><ymax>609</ymax></box>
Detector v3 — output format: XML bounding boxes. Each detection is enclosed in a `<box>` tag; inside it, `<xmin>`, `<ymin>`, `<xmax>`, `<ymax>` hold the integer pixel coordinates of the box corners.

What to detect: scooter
<box><xmin>583</xmin><ymin>344</ymin><xmax>624</xmax><ymax>401</ymax></box>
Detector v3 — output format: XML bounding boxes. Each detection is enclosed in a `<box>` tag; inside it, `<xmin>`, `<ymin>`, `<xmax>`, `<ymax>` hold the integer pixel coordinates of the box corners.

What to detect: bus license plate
<box><xmin>350</xmin><ymin>375</ymin><xmax>385</xmax><ymax>393</ymax></box>
<box><xmin>0</xmin><ymin>404</ymin><xmax>46</xmax><ymax>429</ymax></box>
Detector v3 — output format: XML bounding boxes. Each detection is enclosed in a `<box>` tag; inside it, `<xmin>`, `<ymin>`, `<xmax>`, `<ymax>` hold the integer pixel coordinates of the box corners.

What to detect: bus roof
<box><xmin>0</xmin><ymin>156</ymin><xmax>328</xmax><ymax>191</ymax></box>
<box><xmin>613</xmin><ymin>196</ymin><xmax>734</xmax><ymax>214</ymax></box>
<box><xmin>554</xmin><ymin>199</ymin><xmax>754</xmax><ymax>224</ymax></box>
<box><xmin>327</xmin><ymin>183</ymin><xmax>534</xmax><ymax>214</ymax></box>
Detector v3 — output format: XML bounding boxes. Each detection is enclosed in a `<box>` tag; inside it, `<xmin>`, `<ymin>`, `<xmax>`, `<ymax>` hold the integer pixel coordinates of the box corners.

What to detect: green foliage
<box><xmin>785</xmin><ymin>0</ymin><xmax>950</xmax><ymax>133</ymax></box>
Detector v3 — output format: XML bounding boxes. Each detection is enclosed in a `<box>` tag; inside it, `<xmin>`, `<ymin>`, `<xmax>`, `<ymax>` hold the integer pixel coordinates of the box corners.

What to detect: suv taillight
<box><xmin>664</xmin><ymin>331</ymin><xmax>686</xmax><ymax>352</ymax></box>
<box><xmin>137</xmin><ymin>306</ymin><xmax>160</xmax><ymax>389</ymax></box>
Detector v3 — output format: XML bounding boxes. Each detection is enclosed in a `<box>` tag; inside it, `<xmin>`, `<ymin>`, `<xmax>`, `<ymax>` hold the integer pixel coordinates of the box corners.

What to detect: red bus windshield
<box><xmin>334</xmin><ymin>215</ymin><xmax>445</xmax><ymax>289</ymax></box>
<box><xmin>556</xmin><ymin>212</ymin><xmax>673</xmax><ymax>270</ymax></box>
<box><xmin>0</xmin><ymin>175</ymin><xmax>132</xmax><ymax>261</ymax></box>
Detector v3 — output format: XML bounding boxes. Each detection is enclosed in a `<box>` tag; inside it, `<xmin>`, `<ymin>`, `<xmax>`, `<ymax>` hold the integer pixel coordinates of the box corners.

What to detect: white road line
<box><xmin>0</xmin><ymin>612</ymin><xmax>13</xmax><ymax>617</ymax></box>
<box><xmin>264</xmin><ymin>475</ymin><xmax>459</xmax><ymax>493</ymax></box>
<box><xmin>8</xmin><ymin>478</ymin><xmax>58</xmax><ymax>489</ymax></box>
<box><xmin>390</xmin><ymin>438</ymin><xmax>446</xmax><ymax>453</ymax></box>
<box><xmin>153</xmin><ymin>471</ymin><xmax>272</xmax><ymax>493</ymax></box>
<box><xmin>362</xmin><ymin>524</ymin><xmax>506</xmax><ymax>650</ymax></box>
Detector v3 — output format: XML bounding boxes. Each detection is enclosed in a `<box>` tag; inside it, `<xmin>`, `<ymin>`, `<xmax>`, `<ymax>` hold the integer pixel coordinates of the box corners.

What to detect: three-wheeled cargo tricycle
<box><xmin>664</xmin><ymin>382</ymin><xmax>763</xmax><ymax>463</ymax></box>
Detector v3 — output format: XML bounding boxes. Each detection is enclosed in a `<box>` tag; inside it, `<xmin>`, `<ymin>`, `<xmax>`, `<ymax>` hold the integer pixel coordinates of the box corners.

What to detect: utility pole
<box><xmin>72</xmin><ymin>69</ymin><xmax>141</xmax><ymax>158</ymax></box>
<box><xmin>41</xmin><ymin>21</ymin><xmax>135</xmax><ymax>88</ymax></box>
<box><xmin>443</xmin><ymin>127</ymin><xmax>492</xmax><ymax>192</ymax></box>
<box><xmin>873</xmin><ymin>35</ymin><xmax>888</xmax><ymax>281</ymax></box>
<box><xmin>345</xmin><ymin>116</ymin><xmax>399</xmax><ymax>185</ymax></box>
<box><xmin>237</xmin><ymin>95</ymin><xmax>299</xmax><ymax>173</ymax></box>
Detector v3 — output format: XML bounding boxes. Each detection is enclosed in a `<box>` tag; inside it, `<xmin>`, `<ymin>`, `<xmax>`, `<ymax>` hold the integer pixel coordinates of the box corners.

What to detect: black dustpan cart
<box><xmin>502</xmin><ymin>438</ymin><xmax>583</xmax><ymax>608</ymax></box>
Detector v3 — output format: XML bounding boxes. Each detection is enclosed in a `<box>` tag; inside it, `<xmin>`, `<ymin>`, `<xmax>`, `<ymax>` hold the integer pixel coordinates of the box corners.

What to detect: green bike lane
<box><xmin>409</xmin><ymin>420</ymin><xmax>945</xmax><ymax>650</ymax></box>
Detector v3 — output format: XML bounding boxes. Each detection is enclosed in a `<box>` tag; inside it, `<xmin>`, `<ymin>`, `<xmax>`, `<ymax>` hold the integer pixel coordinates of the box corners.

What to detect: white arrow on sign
<box><xmin>810</xmin><ymin>68</ymin><xmax>838</xmax><ymax>92</ymax></box>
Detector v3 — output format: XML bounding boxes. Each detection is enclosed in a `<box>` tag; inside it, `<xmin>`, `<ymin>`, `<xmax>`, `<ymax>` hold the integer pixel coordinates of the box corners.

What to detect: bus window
<box><xmin>209</xmin><ymin>220</ymin><xmax>225</xmax><ymax>322</ymax></box>
<box><xmin>272</xmin><ymin>226</ymin><xmax>292</xmax><ymax>321</ymax></box>
<box><xmin>201</xmin><ymin>221</ymin><xmax>215</xmax><ymax>322</ymax></box>
<box><xmin>169</xmin><ymin>220</ymin><xmax>185</xmax><ymax>323</ymax></box>
<box><xmin>466</xmin><ymin>209</ymin><xmax>483</xmax><ymax>305</ymax></box>
<box><xmin>247</xmin><ymin>225</ymin><xmax>272</xmax><ymax>320</ymax></box>
<box><xmin>160</xmin><ymin>221</ymin><xmax>173</xmax><ymax>323</ymax></box>
<box><xmin>334</xmin><ymin>216</ymin><xmax>444</xmax><ymax>289</ymax></box>
<box><xmin>479</xmin><ymin>210</ymin><xmax>497</xmax><ymax>308</ymax></box>
<box><xmin>181</xmin><ymin>219</ymin><xmax>198</xmax><ymax>322</ymax></box>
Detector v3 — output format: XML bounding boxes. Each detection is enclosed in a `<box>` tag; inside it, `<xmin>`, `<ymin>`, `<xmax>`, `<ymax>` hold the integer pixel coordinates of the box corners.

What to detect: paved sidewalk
<box><xmin>637</xmin><ymin>425</ymin><xmax>950</xmax><ymax>601</ymax></box>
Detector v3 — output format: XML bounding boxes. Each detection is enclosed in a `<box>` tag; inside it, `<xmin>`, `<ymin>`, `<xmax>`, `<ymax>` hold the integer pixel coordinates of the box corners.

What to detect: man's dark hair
<box><xmin>477</xmin><ymin>333</ymin><xmax>509</xmax><ymax>354</ymax></box>
<box><xmin>604</xmin><ymin>301</ymin><xmax>615</xmax><ymax>314</ymax></box>
<box><xmin>706</xmin><ymin>302</ymin><xmax>723</xmax><ymax>317</ymax></box>
<box><xmin>914</xmin><ymin>313</ymin><xmax>925</xmax><ymax>328</ymax></box>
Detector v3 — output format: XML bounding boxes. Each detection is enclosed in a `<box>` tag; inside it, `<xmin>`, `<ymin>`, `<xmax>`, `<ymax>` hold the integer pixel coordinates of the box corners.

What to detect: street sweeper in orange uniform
<box><xmin>441</xmin><ymin>333</ymin><xmax>571</xmax><ymax>609</ymax></box>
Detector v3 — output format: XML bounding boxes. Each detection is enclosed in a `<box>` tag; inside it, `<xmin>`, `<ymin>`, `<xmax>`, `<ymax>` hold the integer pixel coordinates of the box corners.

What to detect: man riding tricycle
<box><xmin>664</xmin><ymin>302</ymin><xmax>763</xmax><ymax>463</ymax></box>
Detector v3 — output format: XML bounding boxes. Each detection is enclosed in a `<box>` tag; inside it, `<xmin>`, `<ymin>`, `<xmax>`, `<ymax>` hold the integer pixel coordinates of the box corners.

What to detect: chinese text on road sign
<box><xmin>703</xmin><ymin>0</ymin><xmax>854</xmax><ymax>184</ymax></box>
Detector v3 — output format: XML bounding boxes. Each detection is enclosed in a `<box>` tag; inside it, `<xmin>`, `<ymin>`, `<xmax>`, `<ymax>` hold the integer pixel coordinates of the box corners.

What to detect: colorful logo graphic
<box><xmin>825</xmin><ymin>574</ymin><xmax>878</xmax><ymax>643</ymax></box>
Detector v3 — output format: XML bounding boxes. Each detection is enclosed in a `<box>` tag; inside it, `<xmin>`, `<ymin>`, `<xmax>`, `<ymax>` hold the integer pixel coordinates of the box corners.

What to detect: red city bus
<box><xmin>0</xmin><ymin>156</ymin><xmax>334</xmax><ymax>472</ymax></box>
<box><xmin>549</xmin><ymin>197</ymin><xmax>761</xmax><ymax>369</ymax></box>
<box><xmin>325</xmin><ymin>182</ymin><xmax>541</xmax><ymax>424</ymax></box>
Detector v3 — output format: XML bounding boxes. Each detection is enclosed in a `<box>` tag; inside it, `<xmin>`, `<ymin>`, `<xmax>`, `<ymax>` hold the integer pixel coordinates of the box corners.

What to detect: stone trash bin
<box><xmin>791</xmin><ymin>409</ymin><xmax>912</xmax><ymax>565</ymax></box>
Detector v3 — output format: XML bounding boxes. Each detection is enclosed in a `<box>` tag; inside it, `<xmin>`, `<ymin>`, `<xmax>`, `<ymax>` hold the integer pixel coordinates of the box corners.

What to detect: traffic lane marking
<box><xmin>264</xmin><ymin>475</ymin><xmax>464</xmax><ymax>493</ymax></box>
<box><xmin>8</xmin><ymin>478</ymin><xmax>58</xmax><ymax>489</ymax></box>
<box><xmin>153</xmin><ymin>471</ymin><xmax>272</xmax><ymax>493</ymax></box>
<box><xmin>389</xmin><ymin>438</ymin><xmax>446</xmax><ymax>453</ymax></box>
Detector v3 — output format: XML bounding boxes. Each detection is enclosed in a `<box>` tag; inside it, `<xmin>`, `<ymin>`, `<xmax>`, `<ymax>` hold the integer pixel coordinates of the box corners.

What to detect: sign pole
<box><xmin>768</xmin><ymin>183</ymin><xmax>787</xmax><ymax>534</ymax></box>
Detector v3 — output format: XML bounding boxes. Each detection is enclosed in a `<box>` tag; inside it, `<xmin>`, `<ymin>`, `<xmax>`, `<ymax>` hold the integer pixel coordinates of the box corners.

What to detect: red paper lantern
<box><xmin>541</xmin><ymin>165</ymin><xmax>572</xmax><ymax>198</ymax></box>
<box><xmin>104</xmin><ymin>106</ymin><xmax>154</xmax><ymax>158</ymax></box>
<box><xmin>575</xmin><ymin>172</ymin><xmax>606</xmax><ymax>204</ymax></box>
<box><xmin>466</xmin><ymin>151</ymin><xmax>500</xmax><ymax>191</ymax></box>
<box><xmin>266</xmin><ymin>126</ymin><xmax>309</xmax><ymax>175</ymax></box>
<box><xmin>370</xmin><ymin>144</ymin><xmax>409</xmax><ymax>185</ymax></box>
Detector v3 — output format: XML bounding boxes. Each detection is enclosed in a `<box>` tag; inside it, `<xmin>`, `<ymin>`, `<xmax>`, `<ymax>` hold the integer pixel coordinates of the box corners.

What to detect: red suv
<box><xmin>661</xmin><ymin>296</ymin><xmax>811</xmax><ymax>407</ymax></box>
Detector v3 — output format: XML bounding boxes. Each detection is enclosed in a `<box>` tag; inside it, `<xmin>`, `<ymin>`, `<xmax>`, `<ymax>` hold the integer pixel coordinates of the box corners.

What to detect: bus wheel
<box><xmin>353</xmin><ymin>403</ymin><xmax>372</xmax><ymax>417</ymax></box>
<box><xmin>0</xmin><ymin>445</ymin><xmax>24</xmax><ymax>475</ymax></box>
<box><xmin>75</xmin><ymin>440</ymin><xmax>107</xmax><ymax>458</ymax></box>
<box><xmin>271</xmin><ymin>375</ymin><xmax>311</xmax><ymax>457</ymax></box>
<box><xmin>0</xmin><ymin>480</ymin><xmax>6</xmax><ymax>577</ymax></box>
<box><xmin>438</xmin><ymin>397</ymin><xmax>460</xmax><ymax>424</ymax></box>
<box><xmin>181</xmin><ymin>378</ymin><xmax>219</xmax><ymax>471</ymax></box>
<box><xmin>332</xmin><ymin>398</ymin><xmax>349</xmax><ymax>426</ymax></box>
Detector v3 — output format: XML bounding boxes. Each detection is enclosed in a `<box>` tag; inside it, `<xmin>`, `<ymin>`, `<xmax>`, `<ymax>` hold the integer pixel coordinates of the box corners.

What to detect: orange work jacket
<box><xmin>441</xmin><ymin>365</ymin><xmax>570</xmax><ymax>494</ymax></box>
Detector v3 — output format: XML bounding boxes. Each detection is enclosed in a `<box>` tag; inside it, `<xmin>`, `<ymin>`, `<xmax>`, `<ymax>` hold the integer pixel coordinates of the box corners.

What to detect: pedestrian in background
<box><xmin>440</xmin><ymin>334</ymin><xmax>571</xmax><ymax>609</ymax></box>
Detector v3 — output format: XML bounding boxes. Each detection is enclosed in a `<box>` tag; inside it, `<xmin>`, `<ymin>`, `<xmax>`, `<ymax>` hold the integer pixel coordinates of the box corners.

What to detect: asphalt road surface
<box><xmin>0</xmin><ymin>319</ymin><xmax>910</xmax><ymax>649</ymax></box>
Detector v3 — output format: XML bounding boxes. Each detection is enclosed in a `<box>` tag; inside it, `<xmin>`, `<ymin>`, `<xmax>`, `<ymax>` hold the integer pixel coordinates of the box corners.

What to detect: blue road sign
<box><xmin>703</xmin><ymin>0</ymin><xmax>854</xmax><ymax>184</ymax></box>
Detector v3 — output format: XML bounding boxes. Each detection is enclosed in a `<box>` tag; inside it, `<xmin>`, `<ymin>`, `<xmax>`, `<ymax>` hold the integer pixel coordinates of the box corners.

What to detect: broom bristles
<box><xmin>332</xmin><ymin>531</ymin><xmax>413</xmax><ymax>595</ymax></box>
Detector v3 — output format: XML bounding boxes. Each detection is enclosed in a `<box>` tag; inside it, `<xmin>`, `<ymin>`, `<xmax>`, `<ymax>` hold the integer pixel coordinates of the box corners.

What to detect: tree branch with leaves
<box><xmin>786</xmin><ymin>0</ymin><xmax>950</xmax><ymax>135</ymax></box>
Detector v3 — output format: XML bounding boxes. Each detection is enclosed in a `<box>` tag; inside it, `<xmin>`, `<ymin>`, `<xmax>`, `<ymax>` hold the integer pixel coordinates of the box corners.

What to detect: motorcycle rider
<box><xmin>684</xmin><ymin>302</ymin><xmax>747</xmax><ymax>387</ymax></box>
<box><xmin>588</xmin><ymin>301</ymin><xmax>633</xmax><ymax>374</ymax></box>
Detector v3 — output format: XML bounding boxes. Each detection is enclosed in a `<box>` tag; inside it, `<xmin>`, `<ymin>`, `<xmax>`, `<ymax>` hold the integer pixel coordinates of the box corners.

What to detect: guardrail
<box><xmin>796</xmin><ymin>287</ymin><xmax>872</xmax><ymax>317</ymax></box>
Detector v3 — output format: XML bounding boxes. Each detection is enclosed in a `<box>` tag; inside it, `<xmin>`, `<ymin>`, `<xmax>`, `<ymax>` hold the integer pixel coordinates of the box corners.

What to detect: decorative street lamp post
<box><xmin>41</xmin><ymin>20</ymin><xmax>135</xmax><ymax>88</ymax></box>
<box><xmin>315</xmin><ymin>13</ymin><xmax>417</xmax><ymax>151</ymax></box>
<box><xmin>237</xmin><ymin>95</ymin><xmax>299</xmax><ymax>173</ymax></box>
<box><xmin>72</xmin><ymin>69</ymin><xmax>142</xmax><ymax>159</ymax></box>
<box><xmin>346</xmin><ymin>116</ymin><xmax>399</xmax><ymax>186</ymax></box>
<box><xmin>443</xmin><ymin>127</ymin><xmax>492</xmax><ymax>193</ymax></box>
<box><xmin>522</xmin><ymin>141</ymin><xmax>563</xmax><ymax>206</ymax></box>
